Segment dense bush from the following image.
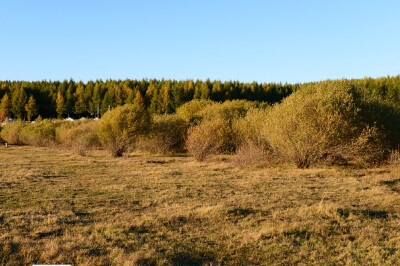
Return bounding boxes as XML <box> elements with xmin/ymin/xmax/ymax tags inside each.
<box><xmin>185</xmin><ymin>100</ymin><xmax>266</xmax><ymax>160</ymax></box>
<box><xmin>57</xmin><ymin>120</ymin><xmax>100</xmax><ymax>155</ymax></box>
<box><xmin>147</xmin><ymin>114</ymin><xmax>187</xmax><ymax>154</ymax></box>
<box><xmin>0</xmin><ymin>120</ymin><xmax>26</xmax><ymax>145</ymax></box>
<box><xmin>232</xmin><ymin>108</ymin><xmax>271</xmax><ymax>165</ymax></box>
<box><xmin>233</xmin><ymin>108</ymin><xmax>270</xmax><ymax>151</ymax></box>
<box><xmin>20</xmin><ymin>119</ymin><xmax>66</xmax><ymax>146</ymax></box>
<box><xmin>263</xmin><ymin>81</ymin><xmax>390</xmax><ymax>168</ymax></box>
<box><xmin>176</xmin><ymin>100</ymin><xmax>215</xmax><ymax>124</ymax></box>
<box><xmin>199</xmin><ymin>100</ymin><xmax>259</xmax><ymax>122</ymax></box>
<box><xmin>97</xmin><ymin>104</ymin><xmax>151</xmax><ymax>157</ymax></box>
<box><xmin>186</xmin><ymin>118</ymin><xmax>227</xmax><ymax>161</ymax></box>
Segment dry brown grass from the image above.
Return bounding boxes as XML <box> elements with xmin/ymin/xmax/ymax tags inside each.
<box><xmin>1</xmin><ymin>146</ymin><xmax>400</xmax><ymax>264</ymax></box>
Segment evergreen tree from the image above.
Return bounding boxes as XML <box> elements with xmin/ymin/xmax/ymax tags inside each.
<box><xmin>56</xmin><ymin>91</ymin><xmax>66</xmax><ymax>118</ymax></box>
<box><xmin>11</xmin><ymin>87</ymin><xmax>28</xmax><ymax>119</ymax></box>
<box><xmin>200</xmin><ymin>82</ymin><xmax>210</xmax><ymax>99</ymax></box>
<box><xmin>74</xmin><ymin>94</ymin><xmax>86</xmax><ymax>115</ymax></box>
<box><xmin>0</xmin><ymin>93</ymin><xmax>11</xmax><ymax>118</ymax></box>
<box><xmin>91</xmin><ymin>83</ymin><xmax>101</xmax><ymax>114</ymax></box>
<box><xmin>149</xmin><ymin>88</ymin><xmax>160</xmax><ymax>113</ymax></box>
<box><xmin>25</xmin><ymin>95</ymin><xmax>38</xmax><ymax>121</ymax></box>
<box><xmin>125</xmin><ymin>90</ymin><xmax>135</xmax><ymax>104</ymax></box>
<box><xmin>133</xmin><ymin>91</ymin><xmax>145</xmax><ymax>109</ymax></box>
<box><xmin>101</xmin><ymin>89</ymin><xmax>114</xmax><ymax>114</ymax></box>
<box><xmin>74</xmin><ymin>82</ymin><xmax>87</xmax><ymax>115</ymax></box>
<box><xmin>66</xmin><ymin>80</ymin><xmax>76</xmax><ymax>115</ymax></box>
<box><xmin>160</xmin><ymin>82</ymin><xmax>173</xmax><ymax>113</ymax></box>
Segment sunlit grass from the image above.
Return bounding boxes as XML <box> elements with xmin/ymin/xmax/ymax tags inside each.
<box><xmin>1</xmin><ymin>146</ymin><xmax>400</xmax><ymax>264</ymax></box>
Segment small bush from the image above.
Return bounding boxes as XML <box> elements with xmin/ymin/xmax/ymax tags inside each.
<box><xmin>97</xmin><ymin>104</ymin><xmax>151</xmax><ymax>157</ymax></box>
<box><xmin>147</xmin><ymin>114</ymin><xmax>187</xmax><ymax>154</ymax></box>
<box><xmin>199</xmin><ymin>100</ymin><xmax>258</xmax><ymax>123</ymax></box>
<box><xmin>233</xmin><ymin>108</ymin><xmax>270</xmax><ymax>152</ymax></box>
<box><xmin>232</xmin><ymin>108</ymin><xmax>271</xmax><ymax>165</ymax></box>
<box><xmin>176</xmin><ymin>100</ymin><xmax>215</xmax><ymax>124</ymax></box>
<box><xmin>20</xmin><ymin>119</ymin><xmax>65</xmax><ymax>147</ymax></box>
<box><xmin>0</xmin><ymin>120</ymin><xmax>27</xmax><ymax>145</ymax></box>
<box><xmin>186</xmin><ymin>118</ymin><xmax>228</xmax><ymax>161</ymax></box>
<box><xmin>234</xmin><ymin>142</ymin><xmax>267</xmax><ymax>166</ymax></box>
<box><xmin>57</xmin><ymin>120</ymin><xmax>100</xmax><ymax>155</ymax></box>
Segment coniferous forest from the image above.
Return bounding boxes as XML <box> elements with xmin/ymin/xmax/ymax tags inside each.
<box><xmin>0</xmin><ymin>79</ymin><xmax>295</xmax><ymax>119</ymax></box>
<box><xmin>1</xmin><ymin>76</ymin><xmax>400</xmax><ymax>120</ymax></box>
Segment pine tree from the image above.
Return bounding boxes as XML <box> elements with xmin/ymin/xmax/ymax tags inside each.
<box><xmin>200</xmin><ymin>82</ymin><xmax>210</xmax><ymax>99</ymax></box>
<box><xmin>133</xmin><ymin>91</ymin><xmax>145</xmax><ymax>109</ymax></box>
<box><xmin>160</xmin><ymin>82</ymin><xmax>173</xmax><ymax>113</ymax></box>
<box><xmin>56</xmin><ymin>91</ymin><xmax>66</xmax><ymax>118</ymax></box>
<box><xmin>11</xmin><ymin>87</ymin><xmax>28</xmax><ymax>119</ymax></box>
<box><xmin>0</xmin><ymin>93</ymin><xmax>11</xmax><ymax>118</ymax></box>
<box><xmin>91</xmin><ymin>83</ymin><xmax>102</xmax><ymax>114</ymax></box>
<box><xmin>74</xmin><ymin>83</ymin><xmax>87</xmax><ymax>115</ymax></box>
<box><xmin>25</xmin><ymin>95</ymin><xmax>38</xmax><ymax>121</ymax></box>
<box><xmin>125</xmin><ymin>90</ymin><xmax>135</xmax><ymax>104</ymax></box>
<box><xmin>66</xmin><ymin>80</ymin><xmax>76</xmax><ymax>115</ymax></box>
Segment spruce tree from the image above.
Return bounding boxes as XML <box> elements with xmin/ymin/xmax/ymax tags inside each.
<box><xmin>11</xmin><ymin>87</ymin><xmax>28</xmax><ymax>119</ymax></box>
<box><xmin>133</xmin><ymin>91</ymin><xmax>145</xmax><ymax>109</ymax></box>
<box><xmin>0</xmin><ymin>93</ymin><xmax>11</xmax><ymax>118</ymax></box>
<box><xmin>56</xmin><ymin>91</ymin><xmax>66</xmax><ymax>118</ymax></box>
<box><xmin>25</xmin><ymin>95</ymin><xmax>38</xmax><ymax>121</ymax></box>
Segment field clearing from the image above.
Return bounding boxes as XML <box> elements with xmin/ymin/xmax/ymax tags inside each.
<box><xmin>1</xmin><ymin>146</ymin><xmax>400</xmax><ymax>264</ymax></box>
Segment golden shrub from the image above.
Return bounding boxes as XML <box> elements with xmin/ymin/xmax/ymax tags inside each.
<box><xmin>147</xmin><ymin>114</ymin><xmax>187</xmax><ymax>154</ymax></box>
<box><xmin>263</xmin><ymin>80</ymin><xmax>388</xmax><ymax>168</ymax></box>
<box><xmin>97</xmin><ymin>104</ymin><xmax>151</xmax><ymax>157</ymax></box>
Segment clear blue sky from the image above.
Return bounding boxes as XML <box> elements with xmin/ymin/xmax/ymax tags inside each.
<box><xmin>1</xmin><ymin>0</ymin><xmax>399</xmax><ymax>84</ymax></box>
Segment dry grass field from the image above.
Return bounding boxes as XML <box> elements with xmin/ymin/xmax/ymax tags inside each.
<box><xmin>1</xmin><ymin>146</ymin><xmax>400</xmax><ymax>265</ymax></box>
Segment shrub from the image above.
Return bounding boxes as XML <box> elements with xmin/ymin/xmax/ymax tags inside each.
<box><xmin>0</xmin><ymin>120</ymin><xmax>27</xmax><ymax>145</ymax></box>
<box><xmin>232</xmin><ymin>108</ymin><xmax>271</xmax><ymax>165</ymax></box>
<box><xmin>186</xmin><ymin>118</ymin><xmax>228</xmax><ymax>161</ymax></box>
<box><xmin>147</xmin><ymin>114</ymin><xmax>187</xmax><ymax>154</ymax></box>
<box><xmin>57</xmin><ymin>120</ymin><xmax>100</xmax><ymax>155</ymax></box>
<box><xmin>176</xmin><ymin>100</ymin><xmax>215</xmax><ymax>124</ymax></box>
<box><xmin>199</xmin><ymin>100</ymin><xmax>258</xmax><ymax>122</ymax></box>
<box><xmin>97</xmin><ymin>104</ymin><xmax>151</xmax><ymax>157</ymax></box>
<box><xmin>263</xmin><ymin>80</ymin><xmax>389</xmax><ymax>168</ymax></box>
<box><xmin>234</xmin><ymin>142</ymin><xmax>267</xmax><ymax>166</ymax></box>
<box><xmin>20</xmin><ymin>119</ymin><xmax>65</xmax><ymax>146</ymax></box>
<box><xmin>232</xmin><ymin>108</ymin><xmax>270</xmax><ymax>151</ymax></box>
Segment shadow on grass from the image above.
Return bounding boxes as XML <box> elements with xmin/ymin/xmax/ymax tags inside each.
<box><xmin>337</xmin><ymin>208</ymin><xmax>388</xmax><ymax>219</ymax></box>
<box><xmin>380</xmin><ymin>178</ymin><xmax>400</xmax><ymax>193</ymax></box>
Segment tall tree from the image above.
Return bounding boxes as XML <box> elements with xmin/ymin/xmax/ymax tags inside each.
<box><xmin>125</xmin><ymin>90</ymin><xmax>135</xmax><ymax>104</ymax></box>
<box><xmin>0</xmin><ymin>93</ymin><xmax>11</xmax><ymax>118</ymax></box>
<box><xmin>200</xmin><ymin>82</ymin><xmax>210</xmax><ymax>99</ymax></box>
<box><xmin>66</xmin><ymin>80</ymin><xmax>76</xmax><ymax>115</ymax></box>
<box><xmin>133</xmin><ymin>91</ymin><xmax>145</xmax><ymax>109</ymax></box>
<box><xmin>25</xmin><ymin>95</ymin><xmax>38</xmax><ymax>121</ymax></box>
<box><xmin>11</xmin><ymin>87</ymin><xmax>28</xmax><ymax>119</ymax></box>
<box><xmin>90</xmin><ymin>83</ymin><xmax>102</xmax><ymax>115</ymax></box>
<box><xmin>56</xmin><ymin>91</ymin><xmax>66</xmax><ymax>118</ymax></box>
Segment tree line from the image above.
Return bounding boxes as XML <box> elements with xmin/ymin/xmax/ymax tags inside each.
<box><xmin>0</xmin><ymin>79</ymin><xmax>295</xmax><ymax>120</ymax></box>
<box><xmin>1</xmin><ymin>76</ymin><xmax>400</xmax><ymax>120</ymax></box>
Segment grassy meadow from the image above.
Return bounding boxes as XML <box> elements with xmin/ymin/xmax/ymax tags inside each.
<box><xmin>1</xmin><ymin>145</ymin><xmax>400</xmax><ymax>265</ymax></box>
